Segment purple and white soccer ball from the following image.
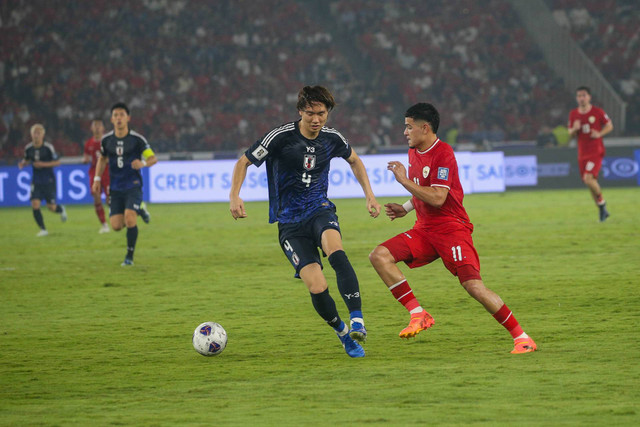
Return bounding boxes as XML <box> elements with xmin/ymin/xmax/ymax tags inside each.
<box><xmin>192</xmin><ymin>322</ymin><xmax>227</xmax><ymax>356</ymax></box>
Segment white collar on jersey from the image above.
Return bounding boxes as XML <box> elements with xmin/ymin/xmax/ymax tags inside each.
<box><xmin>416</xmin><ymin>138</ymin><xmax>440</xmax><ymax>155</ymax></box>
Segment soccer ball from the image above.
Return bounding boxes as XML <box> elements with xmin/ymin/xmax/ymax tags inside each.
<box><xmin>192</xmin><ymin>322</ymin><xmax>227</xmax><ymax>356</ymax></box>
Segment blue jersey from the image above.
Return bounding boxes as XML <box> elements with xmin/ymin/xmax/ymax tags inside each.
<box><xmin>101</xmin><ymin>130</ymin><xmax>151</xmax><ymax>191</ymax></box>
<box><xmin>24</xmin><ymin>141</ymin><xmax>58</xmax><ymax>185</ymax></box>
<box><xmin>245</xmin><ymin>120</ymin><xmax>352</xmax><ymax>224</ymax></box>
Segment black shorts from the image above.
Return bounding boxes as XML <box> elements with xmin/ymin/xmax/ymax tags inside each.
<box><xmin>278</xmin><ymin>208</ymin><xmax>341</xmax><ymax>278</ymax></box>
<box><xmin>109</xmin><ymin>187</ymin><xmax>142</xmax><ymax>216</ymax></box>
<box><xmin>30</xmin><ymin>183</ymin><xmax>56</xmax><ymax>204</ymax></box>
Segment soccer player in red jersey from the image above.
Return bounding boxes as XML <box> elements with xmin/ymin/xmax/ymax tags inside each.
<box><xmin>83</xmin><ymin>119</ymin><xmax>110</xmax><ymax>233</ymax></box>
<box><xmin>568</xmin><ymin>86</ymin><xmax>613</xmax><ymax>222</ymax></box>
<box><xmin>369</xmin><ymin>103</ymin><xmax>536</xmax><ymax>354</ymax></box>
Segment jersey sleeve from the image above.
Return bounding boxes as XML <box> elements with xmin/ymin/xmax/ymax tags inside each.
<box><xmin>430</xmin><ymin>148</ymin><xmax>456</xmax><ymax>190</ymax></box>
<box><xmin>46</xmin><ymin>143</ymin><xmax>59</xmax><ymax>161</ymax></box>
<box><xmin>600</xmin><ymin>108</ymin><xmax>611</xmax><ymax>126</ymax></box>
<box><xmin>244</xmin><ymin>124</ymin><xmax>291</xmax><ymax>167</ymax></box>
<box><xmin>133</xmin><ymin>133</ymin><xmax>152</xmax><ymax>156</ymax></box>
<box><xmin>568</xmin><ymin>110</ymin><xmax>576</xmax><ymax>128</ymax></box>
<box><xmin>330</xmin><ymin>131</ymin><xmax>352</xmax><ymax>159</ymax></box>
<box><xmin>100</xmin><ymin>137</ymin><xmax>107</xmax><ymax>156</ymax></box>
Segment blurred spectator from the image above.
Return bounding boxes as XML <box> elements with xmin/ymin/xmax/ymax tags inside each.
<box><xmin>536</xmin><ymin>126</ymin><xmax>559</xmax><ymax>148</ymax></box>
<box><xmin>553</xmin><ymin>124</ymin><xmax>571</xmax><ymax>147</ymax></box>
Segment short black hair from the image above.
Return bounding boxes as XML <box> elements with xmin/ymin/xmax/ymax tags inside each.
<box><xmin>576</xmin><ymin>86</ymin><xmax>591</xmax><ymax>95</ymax></box>
<box><xmin>297</xmin><ymin>86</ymin><xmax>336</xmax><ymax>112</ymax></box>
<box><xmin>111</xmin><ymin>102</ymin><xmax>130</xmax><ymax>115</ymax></box>
<box><xmin>405</xmin><ymin>103</ymin><xmax>440</xmax><ymax>133</ymax></box>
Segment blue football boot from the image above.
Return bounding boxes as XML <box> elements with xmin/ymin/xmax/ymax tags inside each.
<box><xmin>349</xmin><ymin>321</ymin><xmax>367</xmax><ymax>344</ymax></box>
<box><xmin>338</xmin><ymin>333</ymin><xmax>365</xmax><ymax>358</ymax></box>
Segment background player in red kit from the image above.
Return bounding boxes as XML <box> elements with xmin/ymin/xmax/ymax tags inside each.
<box><xmin>83</xmin><ymin>118</ymin><xmax>110</xmax><ymax>233</ymax></box>
<box><xmin>369</xmin><ymin>103</ymin><xmax>536</xmax><ymax>354</ymax></box>
<box><xmin>568</xmin><ymin>86</ymin><xmax>613</xmax><ymax>222</ymax></box>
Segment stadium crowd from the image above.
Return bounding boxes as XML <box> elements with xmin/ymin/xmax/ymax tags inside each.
<box><xmin>0</xmin><ymin>0</ymin><xmax>637</xmax><ymax>162</ymax></box>
<box><xmin>548</xmin><ymin>0</ymin><xmax>640</xmax><ymax>134</ymax></box>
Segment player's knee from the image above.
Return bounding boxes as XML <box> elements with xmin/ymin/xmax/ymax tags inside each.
<box><xmin>369</xmin><ymin>245</ymin><xmax>392</xmax><ymax>267</ymax></box>
<box><xmin>124</xmin><ymin>212</ymin><xmax>137</xmax><ymax>228</ymax></box>
<box><xmin>110</xmin><ymin>218</ymin><xmax>124</xmax><ymax>231</ymax></box>
<box><xmin>308</xmin><ymin>282</ymin><xmax>328</xmax><ymax>294</ymax></box>
<box><xmin>299</xmin><ymin>264</ymin><xmax>327</xmax><ymax>293</ymax></box>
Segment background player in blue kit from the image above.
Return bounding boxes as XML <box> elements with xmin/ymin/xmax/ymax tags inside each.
<box><xmin>93</xmin><ymin>103</ymin><xmax>156</xmax><ymax>266</ymax></box>
<box><xmin>19</xmin><ymin>123</ymin><xmax>67</xmax><ymax>236</ymax></box>
<box><xmin>229</xmin><ymin>86</ymin><xmax>381</xmax><ymax>358</ymax></box>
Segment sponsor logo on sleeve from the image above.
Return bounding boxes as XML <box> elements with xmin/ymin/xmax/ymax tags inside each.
<box><xmin>437</xmin><ymin>167</ymin><xmax>449</xmax><ymax>180</ymax></box>
<box><xmin>252</xmin><ymin>146</ymin><xmax>269</xmax><ymax>160</ymax></box>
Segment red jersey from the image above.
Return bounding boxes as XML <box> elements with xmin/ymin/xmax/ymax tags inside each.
<box><xmin>408</xmin><ymin>138</ymin><xmax>472</xmax><ymax>232</ymax></box>
<box><xmin>84</xmin><ymin>136</ymin><xmax>109</xmax><ymax>179</ymax></box>
<box><xmin>568</xmin><ymin>106</ymin><xmax>610</xmax><ymax>159</ymax></box>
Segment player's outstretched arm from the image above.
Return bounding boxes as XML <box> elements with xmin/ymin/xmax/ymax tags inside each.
<box><xmin>131</xmin><ymin>155</ymin><xmax>157</xmax><ymax>170</ymax></box>
<box><xmin>384</xmin><ymin>203</ymin><xmax>408</xmax><ymax>221</ymax></box>
<box><xmin>92</xmin><ymin>155</ymin><xmax>107</xmax><ymax>195</ymax></box>
<box><xmin>33</xmin><ymin>159</ymin><xmax>61</xmax><ymax>168</ymax></box>
<box><xmin>346</xmin><ymin>151</ymin><xmax>380</xmax><ymax>217</ymax></box>
<box><xmin>568</xmin><ymin>120</ymin><xmax>580</xmax><ymax>138</ymax></box>
<box><xmin>592</xmin><ymin>121</ymin><xmax>613</xmax><ymax>139</ymax></box>
<box><xmin>229</xmin><ymin>154</ymin><xmax>251</xmax><ymax>220</ymax></box>
<box><xmin>387</xmin><ymin>161</ymin><xmax>448</xmax><ymax>208</ymax></box>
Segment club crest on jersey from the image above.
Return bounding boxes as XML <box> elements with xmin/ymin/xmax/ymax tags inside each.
<box><xmin>422</xmin><ymin>166</ymin><xmax>430</xmax><ymax>178</ymax></box>
<box><xmin>588</xmin><ymin>116</ymin><xmax>596</xmax><ymax>124</ymax></box>
<box><xmin>303</xmin><ymin>154</ymin><xmax>316</xmax><ymax>171</ymax></box>
<box><xmin>437</xmin><ymin>167</ymin><xmax>449</xmax><ymax>180</ymax></box>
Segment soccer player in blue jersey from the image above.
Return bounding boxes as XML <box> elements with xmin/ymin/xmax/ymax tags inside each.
<box><xmin>229</xmin><ymin>86</ymin><xmax>381</xmax><ymax>358</ymax></box>
<box><xmin>93</xmin><ymin>103</ymin><xmax>156</xmax><ymax>266</ymax></box>
<box><xmin>19</xmin><ymin>123</ymin><xmax>67</xmax><ymax>236</ymax></box>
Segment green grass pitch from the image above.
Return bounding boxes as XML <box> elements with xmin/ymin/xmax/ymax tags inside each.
<box><xmin>1</xmin><ymin>188</ymin><xmax>639</xmax><ymax>426</ymax></box>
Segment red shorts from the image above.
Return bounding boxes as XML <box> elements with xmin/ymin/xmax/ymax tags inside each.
<box><xmin>579</xmin><ymin>156</ymin><xmax>603</xmax><ymax>178</ymax></box>
<box><xmin>90</xmin><ymin>172</ymin><xmax>110</xmax><ymax>197</ymax></box>
<box><xmin>381</xmin><ymin>226</ymin><xmax>481</xmax><ymax>282</ymax></box>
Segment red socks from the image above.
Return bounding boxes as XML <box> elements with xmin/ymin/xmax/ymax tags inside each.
<box><xmin>389</xmin><ymin>280</ymin><xmax>420</xmax><ymax>312</ymax></box>
<box><xmin>95</xmin><ymin>203</ymin><xmax>106</xmax><ymax>224</ymax></box>
<box><xmin>492</xmin><ymin>304</ymin><xmax>524</xmax><ymax>338</ymax></box>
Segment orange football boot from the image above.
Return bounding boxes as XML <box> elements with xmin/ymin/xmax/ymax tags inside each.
<box><xmin>399</xmin><ymin>311</ymin><xmax>435</xmax><ymax>339</ymax></box>
<box><xmin>511</xmin><ymin>337</ymin><xmax>537</xmax><ymax>354</ymax></box>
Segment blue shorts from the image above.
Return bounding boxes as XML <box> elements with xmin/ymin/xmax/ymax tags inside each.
<box><xmin>277</xmin><ymin>208</ymin><xmax>341</xmax><ymax>278</ymax></box>
<box><xmin>109</xmin><ymin>187</ymin><xmax>142</xmax><ymax>216</ymax></box>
